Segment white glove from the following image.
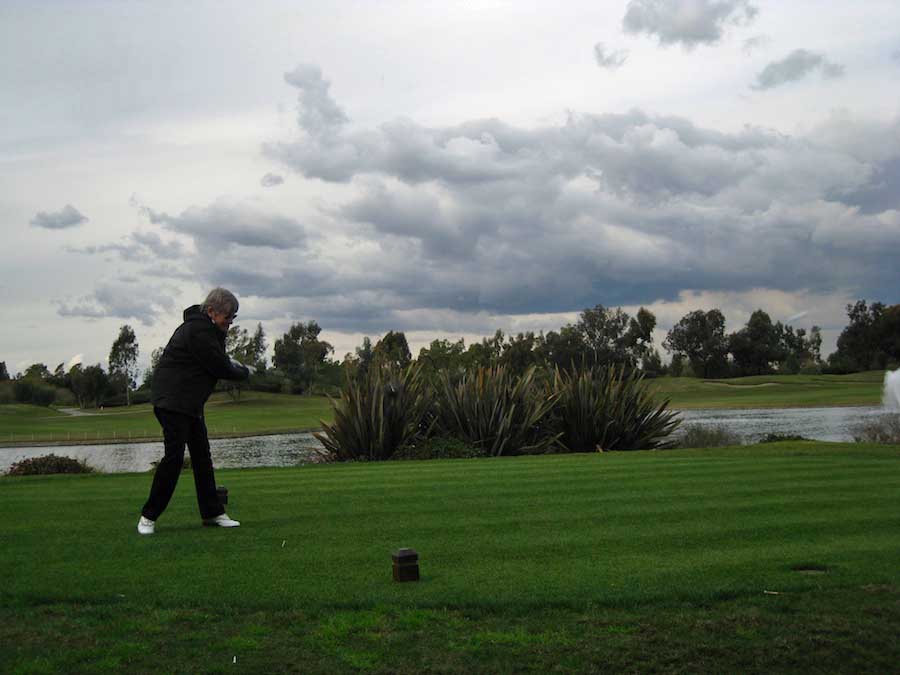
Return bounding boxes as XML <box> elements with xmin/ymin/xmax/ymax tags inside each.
<box><xmin>229</xmin><ymin>357</ymin><xmax>256</xmax><ymax>374</ymax></box>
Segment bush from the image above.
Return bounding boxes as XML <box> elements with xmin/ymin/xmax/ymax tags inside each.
<box><xmin>394</xmin><ymin>436</ymin><xmax>485</xmax><ymax>461</ymax></box>
<box><xmin>10</xmin><ymin>380</ymin><xmax>57</xmax><ymax>406</ymax></box>
<box><xmin>13</xmin><ymin>380</ymin><xmax>34</xmax><ymax>403</ymax></box>
<box><xmin>30</xmin><ymin>384</ymin><xmax>57</xmax><ymax>407</ymax></box>
<box><xmin>6</xmin><ymin>454</ymin><xmax>95</xmax><ymax>476</ymax></box>
<box><xmin>758</xmin><ymin>433</ymin><xmax>810</xmax><ymax>443</ymax></box>
<box><xmin>852</xmin><ymin>415</ymin><xmax>900</xmax><ymax>445</ymax></box>
<box><xmin>677</xmin><ymin>424</ymin><xmax>742</xmax><ymax>449</ymax></box>
<box><xmin>435</xmin><ymin>366</ymin><xmax>559</xmax><ymax>457</ymax></box>
<box><xmin>314</xmin><ymin>363</ymin><xmax>434</xmax><ymax>461</ymax></box>
<box><xmin>550</xmin><ymin>365</ymin><xmax>681</xmax><ymax>452</ymax></box>
<box><xmin>306</xmin><ymin>383</ymin><xmax>342</xmax><ymax>398</ymax></box>
<box><xmin>52</xmin><ymin>387</ymin><xmax>77</xmax><ymax>406</ymax></box>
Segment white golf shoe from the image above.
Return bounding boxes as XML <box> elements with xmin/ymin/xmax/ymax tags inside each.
<box><xmin>137</xmin><ymin>516</ymin><xmax>156</xmax><ymax>535</ymax></box>
<box><xmin>203</xmin><ymin>513</ymin><xmax>240</xmax><ymax>528</ymax></box>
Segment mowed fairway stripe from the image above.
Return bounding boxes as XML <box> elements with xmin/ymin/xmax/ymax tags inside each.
<box><xmin>1</xmin><ymin>443</ymin><xmax>897</xmax><ymax>612</ymax></box>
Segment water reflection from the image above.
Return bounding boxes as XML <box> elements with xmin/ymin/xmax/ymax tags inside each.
<box><xmin>1</xmin><ymin>406</ymin><xmax>893</xmax><ymax>474</ymax></box>
<box><xmin>674</xmin><ymin>405</ymin><xmax>886</xmax><ymax>443</ymax></box>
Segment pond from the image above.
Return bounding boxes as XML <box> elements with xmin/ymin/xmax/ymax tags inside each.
<box><xmin>0</xmin><ymin>432</ymin><xmax>325</xmax><ymax>474</ymax></box>
<box><xmin>0</xmin><ymin>405</ymin><xmax>893</xmax><ymax>474</ymax></box>
<box><xmin>675</xmin><ymin>405</ymin><xmax>887</xmax><ymax>443</ymax></box>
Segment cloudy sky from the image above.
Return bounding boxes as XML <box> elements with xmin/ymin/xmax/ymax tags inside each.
<box><xmin>3</xmin><ymin>0</ymin><xmax>899</xmax><ymax>376</ymax></box>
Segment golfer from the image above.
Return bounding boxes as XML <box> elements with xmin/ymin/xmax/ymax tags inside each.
<box><xmin>137</xmin><ymin>288</ymin><xmax>251</xmax><ymax>535</ymax></box>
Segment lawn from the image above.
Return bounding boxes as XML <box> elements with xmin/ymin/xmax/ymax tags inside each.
<box><xmin>0</xmin><ymin>392</ymin><xmax>332</xmax><ymax>445</ymax></box>
<box><xmin>649</xmin><ymin>371</ymin><xmax>885</xmax><ymax>409</ymax></box>
<box><xmin>1</xmin><ymin>442</ymin><xmax>898</xmax><ymax>672</ymax></box>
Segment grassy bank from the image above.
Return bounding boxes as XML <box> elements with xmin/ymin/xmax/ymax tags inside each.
<box><xmin>0</xmin><ymin>372</ymin><xmax>887</xmax><ymax>446</ymax></box>
<box><xmin>1</xmin><ymin>443</ymin><xmax>898</xmax><ymax>672</ymax></box>
<box><xmin>650</xmin><ymin>371</ymin><xmax>885</xmax><ymax>409</ymax></box>
<box><xmin>0</xmin><ymin>392</ymin><xmax>332</xmax><ymax>446</ymax></box>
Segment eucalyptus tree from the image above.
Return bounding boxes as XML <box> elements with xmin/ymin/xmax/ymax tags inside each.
<box><xmin>108</xmin><ymin>325</ymin><xmax>140</xmax><ymax>405</ymax></box>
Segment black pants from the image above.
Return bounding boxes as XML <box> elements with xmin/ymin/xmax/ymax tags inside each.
<box><xmin>142</xmin><ymin>407</ymin><xmax>225</xmax><ymax>521</ymax></box>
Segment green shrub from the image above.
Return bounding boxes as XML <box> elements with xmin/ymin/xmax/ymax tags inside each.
<box><xmin>394</xmin><ymin>436</ymin><xmax>485</xmax><ymax>461</ymax></box>
<box><xmin>314</xmin><ymin>363</ymin><xmax>433</xmax><ymax>461</ymax></box>
<box><xmin>758</xmin><ymin>433</ymin><xmax>809</xmax><ymax>443</ymax></box>
<box><xmin>550</xmin><ymin>365</ymin><xmax>680</xmax><ymax>452</ymax></box>
<box><xmin>6</xmin><ymin>454</ymin><xmax>95</xmax><ymax>476</ymax></box>
<box><xmin>52</xmin><ymin>387</ymin><xmax>77</xmax><ymax>406</ymax></box>
<box><xmin>852</xmin><ymin>415</ymin><xmax>900</xmax><ymax>445</ymax></box>
<box><xmin>435</xmin><ymin>366</ymin><xmax>559</xmax><ymax>456</ymax></box>
<box><xmin>677</xmin><ymin>424</ymin><xmax>742</xmax><ymax>448</ymax></box>
<box><xmin>30</xmin><ymin>384</ymin><xmax>57</xmax><ymax>407</ymax></box>
<box><xmin>13</xmin><ymin>380</ymin><xmax>34</xmax><ymax>403</ymax></box>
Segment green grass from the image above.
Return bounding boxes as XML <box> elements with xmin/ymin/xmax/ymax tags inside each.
<box><xmin>0</xmin><ymin>392</ymin><xmax>332</xmax><ymax>445</ymax></box>
<box><xmin>1</xmin><ymin>443</ymin><xmax>898</xmax><ymax>672</ymax></box>
<box><xmin>650</xmin><ymin>371</ymin><xmax>885</xmax><ymax>409</ymax></box>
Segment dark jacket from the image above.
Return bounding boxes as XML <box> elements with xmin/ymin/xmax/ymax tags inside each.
<box><xmin>152</xmin><ymin>305</ymin><xmax>249</xmax><ymax>417</ymax></box>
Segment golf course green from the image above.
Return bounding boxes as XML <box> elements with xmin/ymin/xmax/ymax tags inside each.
<box><xmin>1</xmin><ymin>442</ymin><xmax>898</xmax><ymax>672</ymax></box>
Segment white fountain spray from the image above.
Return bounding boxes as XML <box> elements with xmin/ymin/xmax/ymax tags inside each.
<box><xmin>883</xmin><ymin>369</ymin><xmax>900</xmax><ymax>411</ymax></box>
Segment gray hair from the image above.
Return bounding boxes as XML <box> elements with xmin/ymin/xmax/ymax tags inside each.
<box><xmin>201</xmin><ymin>287</ymin><xmax>239</xmax><ymax>316</ymax></box>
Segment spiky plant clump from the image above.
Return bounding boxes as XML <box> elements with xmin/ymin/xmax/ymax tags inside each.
<box><xmin>436</xmin><ymin>365</ymin><xmax>560</xmax><ymax>456</ymax></box>
<box><xmin>551</xmin><ymin>365</ymin><xmax>681</xmax><ymax>452</ymax></box>
<box><xmin>314</xmin><ymin>363</ymin><xmax>434</xmax><ymax>461</ymax></box>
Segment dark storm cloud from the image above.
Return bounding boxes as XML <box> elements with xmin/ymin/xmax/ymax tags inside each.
<box><xmin>752</xmin><ymin>50</ymin><xmax>845</xmax><ymax>90</ymax></box>
<box><xmin>138</xmin><ymin>199</ymin><xmax>307</xmax><ymax>250</ymax></box>
<box><xmin>255</xmin><ymin>67</ymin><xmax>900</xmax><ymax>334</ymax></box>
<box><xmin>56</xmin><ymin>280</ymin><xmax>177</xmax><ymax>325</ymax></box>
<box><xmin>30</xmin><ymin>204</ymin><xmax>88</xmax><ymax>229</ymax></box>
<box><xmin>622</xmin><ymin>0</ymin><xmax>758</xmax><ymax>49</ymax></box>
<box><xmin>829</xmin><ymin>158</ymin><xmax>900</xmax><ymax>214</ymax></box>
<box><xmin>260</xmin><ymin>173</ymin><xmax>284</xmax><ymax>187</ymax></box>
<box><xmin>593</xmin><ymin>43</ymin><xmax>629</xmax><ymax>69</ymax></box>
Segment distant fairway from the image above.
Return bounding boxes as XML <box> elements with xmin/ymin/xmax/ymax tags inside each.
<box><xmin>1</xmin><ymin>442</ymin><xmax>898</xmax><ymax>672</ymax></box>
<box><xmin>0</xmin><ymin>392</ymin><xmax>332</xmax><ymax>445</ymax></box>
<box><xmin>650</xmin><ymin>371</ymin><xmax>885</xmax><ymax>409</ymax></box>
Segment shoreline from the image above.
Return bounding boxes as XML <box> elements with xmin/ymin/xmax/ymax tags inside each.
<box><xmin>0</xmin><ymin>427</ymin><xmax>322</xmax><ymax>449</ymax></box>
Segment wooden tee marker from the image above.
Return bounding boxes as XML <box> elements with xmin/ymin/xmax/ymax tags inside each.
<box><xmin>392</xmin><ymin>548</ymin><xmax>420</xmax><ymax>582</ymax></box>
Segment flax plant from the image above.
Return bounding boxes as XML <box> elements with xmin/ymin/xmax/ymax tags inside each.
<box><xmin>436</xmin><ymin>365</ymin><xmax>560</xmax><ymax>456</ymax></box>
<box><xmin>551</xmin><ymin>365</ymin><xmax>681</xmax><ymax>452</ymax></box>
<box><xmin>315</xmin><ymin>363</ymin><xmax>434</xmax><ymax>461</ymax></box>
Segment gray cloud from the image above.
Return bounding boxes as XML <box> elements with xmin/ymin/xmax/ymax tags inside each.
<box><xmin>623</xmin><ymin>0</ymin><xmax>758</xmax><ymax>48</ymax></box>
<box><xmin>593</xmin><ymin>43</ymin><xmax>629</xmax><ymax>69</ymax></box>
<box><xmin>752</xmin><ymin>49</ymin><xmax>845</xmax><ymax>90</ymax></box>
<box><xmin>30</xmin><ymin>204</ymin><xmax>88</xmax><ymax>229</ymax></box>
<box><xmin>138</xmin><ymin>198</ymin><xmax>307</xmax><ymax>250</ymax></box>
<box><xmin>68</xmin><ymin>230</ymin><xmax>186</xmax><ymax>262</ymax></box>
<box><xmin>256</xmin><ymin>68</ymin><xmax>900</xmax><ymax>334</ymax></box>
<box><xmin>283</xmin><ymin>64</ymin><xmax>349</xmax><ymax>137</ymax></box>
<box><xmin>260</xmin><ymin>173</ymin><xmax>284</xmax><ymax>187</ymax></box>
<box><xmin>57</xmin><ymin>279</ymin><xmax>177</xmax><ymax>325</ymax></box>
<box><xmin>742</xmin><ymin>34</ymin><xmax>769</xmax><ymax>53</ymax></box>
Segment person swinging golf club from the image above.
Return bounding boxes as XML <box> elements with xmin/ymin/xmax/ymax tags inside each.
<box><xmin>137</xmin><ymin>288</ymin><xmax>252</xmax><ymax>535</ymax></box>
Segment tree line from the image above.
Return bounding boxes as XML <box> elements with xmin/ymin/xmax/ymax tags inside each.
<box><xmin>1</xmin><ymin>299</ymin><xmax>897</xmax><ymax>408</ymax></box>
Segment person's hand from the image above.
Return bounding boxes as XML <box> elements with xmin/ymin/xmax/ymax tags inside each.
<box><xmin>229</xmin><ymin>357</ymin><xmax>255</xmax><ymax>375</ymax></box>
